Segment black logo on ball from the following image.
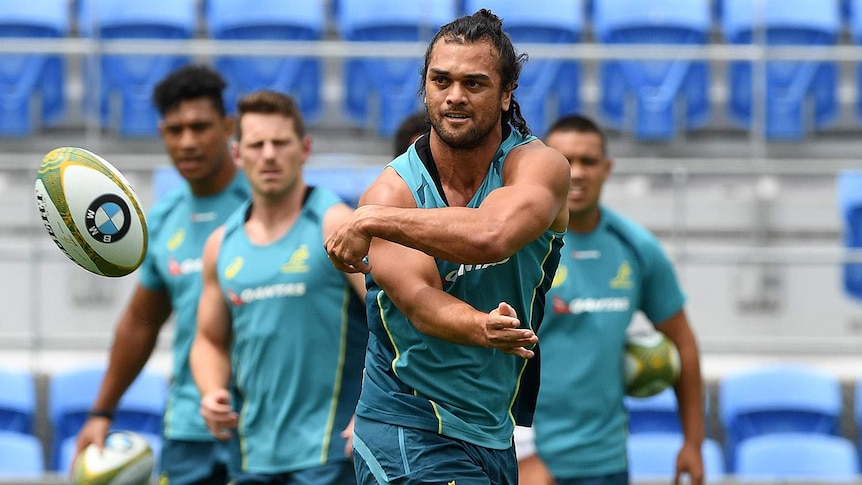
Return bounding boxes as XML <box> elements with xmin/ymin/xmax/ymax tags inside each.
<box><xmin>85</xmin><ymin>194</ymin><xmax>131</xmax><ymax>243</ymax></box>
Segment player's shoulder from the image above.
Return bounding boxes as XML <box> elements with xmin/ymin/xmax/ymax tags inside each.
<box><xmin>602</xmin><ymin>207</ymin><xmax>663</xmax><ymax>249</ymax></box>
<box><xmin>147</xmin><ymin>186</ymin><xmax>188</xmax><ymax>227</ymax></box>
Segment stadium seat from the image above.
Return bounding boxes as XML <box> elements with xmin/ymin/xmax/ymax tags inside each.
<box><xmin>625</xmin><ymin>387</ymin><xmax>681</xmax><ymax>434</ymax></box>
<box><xmin>593</xmin><ymin>0</ymin><xmax>712</xmax><ymax>141</ymax></box>
<box><xmin>48</xmin><ymin>366</ymin><xmax>168</xmax><ymax>470</ymax></box>
<box><xmin>0</xmin><ymin>367</ymin><xmax>36</xmax><ymax>435</ymax></box>
<box><xmin>721</xmin><ymin>0</ymin><xmax>841</xmax><ymax>140</ymax></box>
<box><xmin>0</xmin><ymin>431</ymin><xmax>44</xmax><ymax>478</ymax></box>
<box><xmin>837</xmin><ymin>171</ymin><xmax>862</xmax><ymax>301</ymax></box>
<box><xmin>718</xmin><ymin>363</ymin><xmax>842</xmax><ymax>472</ymax></box>
<box><xmin>856</xmin><ymin>377</ymin><xmax>862</xmax><ymax>462</ymax></box>
<box><xmin>0</xmin><ymin>1</ymin><xmax>69</xmax><ymax>137</ymax></box>
<box><xmin>462</xmin><ymin>0</ymin><xmax>584</xmax><ymax>136</ymax></box>
<box><xmin>78</xmin><ymin>0</ymin><xmax>196</xmax><ymax>137</ymax></box>
<box><xmin>627</xmin><ymin>433</ymin><xmax>726</xmax><ymax>480</ymax></box>
<box><xmin>337</xmin><ymin>0</ymin><xmax>458</xmax><ymax>137</ymax></box>
<box><xmin>206</xmin><ymin>0</ymin><xmax>326</xmax><ymax>122</ymax></box>
<box><xmin>850</xmin><ymin>0</ymin><xmax>862</xmax><ymax>131</ymax></box>
<box><xmin>735</xmin><ymin>432</ymin><xmax>859</xmax><ymax>480</ymax></box>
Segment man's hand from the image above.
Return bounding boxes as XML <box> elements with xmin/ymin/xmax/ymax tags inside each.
<box><xmin>199</xmin><ymin>388</ymin><xmax>237</xmax><ymax>440</ymax></box>
<box><xmin>324</xmin><ymin>206</ymin><xmax>373</xmax><ymax>274</ymax></box>
<box><xmin>341</xmin><ymin>415</ymin><xmax>356</xmax><ymax>457</ymax></box>
<box><xmin>72</xmin><ymin>416</ymin><xmax>112</xmax><ymax>471</ymax></box>
<box><xmin>486</xmin><ymin>302</ymin><xmax>538</xmax><ymax>359</ymax></box>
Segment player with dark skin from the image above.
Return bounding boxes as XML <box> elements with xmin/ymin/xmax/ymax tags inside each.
<box><xmin>73</xmin><ymin>65</ymin><xmax>245</xmax><ymax>484</ymax></box>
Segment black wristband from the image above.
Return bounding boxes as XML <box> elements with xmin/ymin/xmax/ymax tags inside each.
<box><xmin>88</xmin><ymin>409</ymin><xmax>115</xmax><ymax>420</ymax></box>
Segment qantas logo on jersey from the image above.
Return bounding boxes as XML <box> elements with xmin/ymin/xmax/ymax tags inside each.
<box><xmin>552</xmin><ymin>295</ymin><xmax>631</xmax><ymax>315</ymax></box>
<box><xmin>168</xmin><ymin>257</ymin><xmax>203</xmax><ymax>276</ymax></box>
<box><xmin>226</xmin><ymin>282</ymin><xmax>307</xmax><ymax>306</ymax></box>
<box><xmin>443</xmin><ymin>257</ymin><xmax>511</xmax><ymax>283</ymax></box>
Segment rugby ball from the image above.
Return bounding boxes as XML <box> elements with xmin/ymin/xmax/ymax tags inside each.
<box><xmin>35</xmin><ymin>147</ymin><xmax>147</xmax><ymax>277</ymax></box>
<box><xmin>624</xmin><ymin>331</ymin><xmax>681</xmax><ymax>398</ymax></box>
<box><xmin>73</xmin><ymin>431</ymin><xmax>154</xmax><ymax>485</ymax></box>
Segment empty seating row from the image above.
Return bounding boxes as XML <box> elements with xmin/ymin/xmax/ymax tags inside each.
<box><xmin>0</xmin><ymin>365</ymin><xmax>167</xmax><ymax>474</ymax></box>
<box><xmin>0</xmin><ymin>362</ymin><xmax>860</xmax><ymax>479</ymax></box>
<box><xmin>624</xmin><ymin>363</ymin><xmax>862</xmax><ymax>477</ymax></box>
<box><xmin>2</xmin><ymin>0</ymin><xmax>861</xmax><ymax>140</ymax></box>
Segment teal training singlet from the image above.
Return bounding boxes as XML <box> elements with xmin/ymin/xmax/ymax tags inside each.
<box><xmin>138</xmin><ymin>172</ymin><xmax>250</xmax><ymax>441</ymax></box>
<box><xmin>356</xmin><ymin>126</ymin><xmax>565</xmax><ymax>450</ymax></box>
<box><xmin>216</xmin><ymin>187</ymin><xmax>367</xmax><ymax>474</ymax></box>
<box><xmin>534</xmin><ymin>207</ymin><xmax>685</xmax><ymax>478</ymax></box>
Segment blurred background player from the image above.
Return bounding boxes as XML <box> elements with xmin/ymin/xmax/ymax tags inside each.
<box><xmin>324</xmin><ymin>10</ymin><xmax>570</xmax><ymax>485</ymax></box>
<box><xmin>190</xmin><ymin>90</ymin><xmax>367</xmax><ymax>484</ymax></box>
<box><xmin>392</xmin><ymin>111</ymin><xmax>430</xmax><ymax>157</ymax></box>
<box><xmin>73</xmin><ymin>64</ymin><xmax>250</xmax><ymax>484</ymax></box>
<box><xmin>516</xmin><ymin>114</ymin><xmax>705</xmax><ymax>485</ymax></box>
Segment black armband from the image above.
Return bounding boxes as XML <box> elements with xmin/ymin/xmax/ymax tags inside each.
<box><xmin>88</xmin><ymin>409</ymin><xmax>115</xmax><ymax>420</ymax></box>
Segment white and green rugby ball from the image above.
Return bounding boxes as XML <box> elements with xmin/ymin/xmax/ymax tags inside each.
<box><xmin>35</xmin><ymin>146</ymin><xmax>147</xmax><ymax>277</ymax></box>
<box><xmin>624</xmin><ymin>331</ymin><xmax>681</xmax><ymax>398</ymax></box>
<box><xmin>74</xmin><ymin>431</ymin><xmax>154</xmax><ymax>485</ymax></box>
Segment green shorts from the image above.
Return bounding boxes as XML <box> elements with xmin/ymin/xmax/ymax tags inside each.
<box><xmin>229</xmin><ymin>459</ymin><xmax>356</xmax><ymax>485</ymax></box>
<box><xmin>352</xmin><ymin>416</ymin><xmax>517</xmax><ymax>485</ymax></box>
<box><xmin>159</xmin><ymin>438</ymin><xmax>229</xmax><ymax>485</ymax></box>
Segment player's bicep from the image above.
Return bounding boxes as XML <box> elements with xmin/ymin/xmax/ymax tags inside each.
<box><xmin>479</xmin><ymin>146</ymin><xmax>570</xmax><ymax>243</ymax></box>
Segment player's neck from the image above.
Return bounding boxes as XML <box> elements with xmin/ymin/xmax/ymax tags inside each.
<box><xmin>188</xmin><ymin>155</ymin><xmax>237</xmax><ymax>197</ymax></box>
<box><xmin>568</xmin><ymin>208</ymin><xmax>601</xmax><ymax>234</ymax></box>
<box><xmin>246</xmin><ymin>190</ymin><xmax>303</xmax><ymax>245</ymax></box>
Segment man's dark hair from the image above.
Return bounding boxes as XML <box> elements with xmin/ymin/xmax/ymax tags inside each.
<box><xmin>393</xmin><ymin>111</ymin><xmax>430</xmax><ymax>157</ymax></box>
<box><xmin>547</xmin><ymin>114</ymin><xmax>609</xmax><ymax>157</ymax></box>
<box><xmin>152</xmin><ymin>64</ymin><xmax>227</xmax><ymax>117</ymax></box>
<box><xmin>236</xmin><ymin>90</ymin><xmax>306</xmax><ymax>141</ymax></box>
<box><xmin>420</xmin><ymin>9</ymin><xmax>530</xmax><ymax>137</ymax></box>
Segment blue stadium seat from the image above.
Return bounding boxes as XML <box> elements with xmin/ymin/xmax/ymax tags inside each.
<box><xmin>48</xmin><ymin>366</ymin><xmax>168</xmax><ymax>471</ymax></box>
<box><xmin>850</xmin><ymin>0</ymin><xmax>862</xmax><ymax>125</ymax></box>
<box><xmin>627</xmin><ymin>433</ymin><xmax>726</xmax><ymax>480</ymax></box>
<box><xmin>206</xmin><ymin>0</ymin><xmax>326</xmax><ymax>121</ymax></box>
<box><xmin>78</xmin><ymin>0</ymin><xmax>196</xmax><ymax>137</ymax></box>
<box><xmin>721</xmin><ymin>0</ymin><xmax>841</xmax><ymax>140</ymax></box>
<box><xmin>337</xmin><ymin>0</ymin><xmax>458</xmax><ymax>137</ymax></box>
<box><xmin>0</xmin><ymin>1</ymin><xmax>69</xmax><ymax>137</ymax></box>
<box><xmin>0</xmin><ymin>431</ymin><xmax>44</xmax><ymax>478</ymax></box>
<box><xmin>837</xmin><ymin>171</ymin><xmax>862</xmax><ymax>301</ymax></box>
<box><xmin>0</xmin><ymin>368</ymin><xmax>36</xmax><ymax>435</ymax></box>
<box><xmin>462</xmin><ymin>1</ymin><xmax>584</xmax><ymax>136</ymax></box>
<box><xmin>856</xmin><ymin>377</ymin><xmax>862</xmax><ymax>462</ymax></box>
<box><xmin>593</xmin><ymin>0</ymin><xmax>712</xmax><ymax>141</ymax></box>
<box><xmin>718</xmin><ymin>363</ymin><xmax>842</xmax><ymax>472</ymax></box>
<box><xmin>625</xmin><ymin>387</ymin><xmax>681</xmax><ymax>434</ymax></box>
<box><xmin>735</xmin><ymin>432</ymin><xmax>859</xmax><ymax>480</ymax></box>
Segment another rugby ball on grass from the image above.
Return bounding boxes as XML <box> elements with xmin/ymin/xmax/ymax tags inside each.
<box><xmin>73</xmin><ymin>431</ymin><xmax>154</xmax><ymax>485</ymax></box>
<box><xmin>35</xmin><ymin>147</ymin><xmax>147</xmax><ymax>277</ymax></box>
<box><xmin>624</xmin><ymin>331</ymin><xmax>681</xmax><ymax>398</ymax></box>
